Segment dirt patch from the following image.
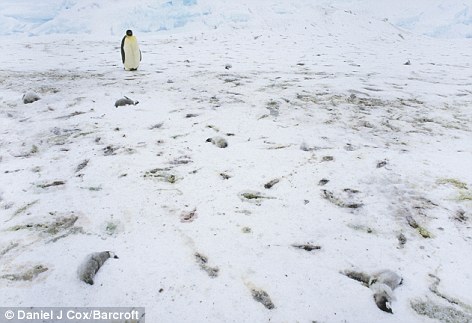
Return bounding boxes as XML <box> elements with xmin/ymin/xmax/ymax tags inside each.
<box><xmin>144</xmin><ymin>168</ymin><xmax>177</xmax><ymax>184</ymax></box>
<box><xmin>1</xmin><ymin>265</ymin><xmax>48</xmax><ymax>281</ymax></box>
<box><xmin>264</xmin><ymin>179</ymin><xmax>280</xmax><ymax>189</ymax></box>
<box><xmin>411</xmin><ymin>300</ymin><xmax>472</xmax><ymax>323</ymax></box>
<box><xmin>321</xmin><ymin>189</ymin><xmax>363</xmax><ymax>209</ymax></box>
<box><xmin>195</xmin><ymin>253</ymin><xmax>219</xmax><ymax>278</ymax></box>
<box><xmin>292</xmin><ymin>244</ymin><xmax>321</xmax><ymax>252</ymax></box>
<box><xmin>251</xmin><ymin>288</ymin><xmax>275</xmax><ymax>310</ymax></box>
<box><xmin>37</xmin><ymin>181</ymin><xmax>66</xmax><ymax>189</ymax></box>
<box><xmin>9</xmin><ymin>214</ymin><xmax>79</xmax><ymax>236</ymax></box>
<box><xmin>181</xmin><ymin>209</ymin><xmax>197</xmax><ymax>223</ymax></box>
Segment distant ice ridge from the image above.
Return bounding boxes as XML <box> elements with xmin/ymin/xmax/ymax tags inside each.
<box><xmin>0</xmin><ymin>0</ymin><xmax>213</xmax><ymax>36</ymax></box>
<box><xmin>0</xmin><ymin>0</ymin><xmax>74</xmax><ymax>34</ymax></box>
<box><xmin>322</xmin><ymin>0</ymin><xmax>472</xmax><ymax>39</ymax></box>
<box><xmin>0</xmin><ymin>0</ymin><xmax>471</xmax><ymax>38</ymax></box>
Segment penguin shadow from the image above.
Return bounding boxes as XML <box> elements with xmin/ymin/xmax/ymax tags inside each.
<box><xmin>123</xmin><ymin>70</ymin><xmax>153</xmax><ymax>80</ymax></box>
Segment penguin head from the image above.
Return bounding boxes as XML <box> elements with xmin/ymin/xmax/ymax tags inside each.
<box><xmin>106</xmin><ymin>251</ymin><xmax>119</xmax><ymax>259</ymax></box>
<box><xmin>126</xmin><ymin>30</ymin><xmax>133</xmax><ymax>36</ymax></box>
<box><xmin>374</xmin><ymin>293</ymin><xmax>393</xmax><ymax>313</ymax></box>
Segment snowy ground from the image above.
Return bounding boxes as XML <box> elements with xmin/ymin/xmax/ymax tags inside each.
<box><xmin>1</xmin><ymin>2</ymin><xmax>472</xmax><ymax>323</ymax></box>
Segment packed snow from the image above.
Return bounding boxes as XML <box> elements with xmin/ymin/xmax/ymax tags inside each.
<box><xmin>0</xmin><ymin>1</ymin><xmax>471</xmax><ymax>323</ymax></box>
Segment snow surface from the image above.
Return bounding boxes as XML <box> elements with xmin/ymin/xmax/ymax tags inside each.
<box><xmin>1</xmin><ymin>1</ymin><xmax>472</xmax><ymax>323</ymax></box>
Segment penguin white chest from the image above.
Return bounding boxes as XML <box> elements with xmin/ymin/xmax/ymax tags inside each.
<box><xmin>123</xmin><ymin>36</ymin><xmax>141</xmax><ymax>71</ymax></box>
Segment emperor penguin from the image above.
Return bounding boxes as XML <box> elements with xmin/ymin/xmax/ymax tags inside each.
<box><xmin>121</xmin><ymin>30</ymin><xmax>141</xmax><ymax>71</ymax></box>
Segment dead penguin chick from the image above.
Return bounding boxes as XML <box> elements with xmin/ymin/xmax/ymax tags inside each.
<box><xmin>369</xmin><ymin>270</ymin><xmax>403</xmax><ymax>313</ymax></box>
<box><xmin>343</xmin><ymin>269</ymin><xmax>402</xmax><ymax>313</ymax></box>
<box><xmin>206</xmin><ymin>136</ymin><xmax>228</xmax><ymax>148</ymax></box>
<box><xmin>78</xmin><ymin>251</ymin><xmax>118</xmax><ymax>285</ymax></box>
<box><xmin>22</xmin><ymin>91</ymin><xmax>41</xmax><ymax>104</ymax></box>
<box><xmin>115</xmin><ymin>96</ymin><xmax>139</xmax><ymax>108</ymax></box>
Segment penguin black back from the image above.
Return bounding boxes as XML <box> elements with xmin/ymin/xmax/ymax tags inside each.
<box><xmin>121</xmin><ymin>36</ymin><xmax>126</xmax><ymax>64</ymax></box>
<box><xmin>121</xmin><ymin>30</ymin><xmax>133</xmax><ymax>63</ymax></box>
